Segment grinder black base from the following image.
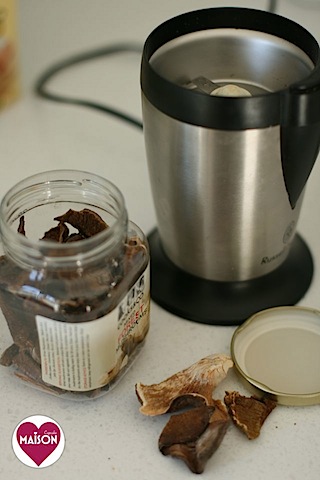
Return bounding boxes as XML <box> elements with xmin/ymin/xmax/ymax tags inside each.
<box><xmin>147</xmin><ymin>229</ymin><xmax>313</xmax><ymax>326</ymax></box>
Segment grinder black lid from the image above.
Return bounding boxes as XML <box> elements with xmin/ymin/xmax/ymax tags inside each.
<box><xmin>141</xmin><ymin>7</ymin><xmax>320</xmax><ymax>130</ymax></box>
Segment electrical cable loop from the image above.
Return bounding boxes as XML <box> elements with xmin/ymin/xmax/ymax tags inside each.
<box><xmin>34</xmin><ymin>43</ymin><xmax>144</xmax><ymax>130</ymax></box>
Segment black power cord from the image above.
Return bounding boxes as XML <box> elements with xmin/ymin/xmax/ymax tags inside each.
<box><xmin>34</xmin><ymin>3</ymin><xmax>279</xmax><ymax>129</ymax></box>
<box><xmin>35</xmin><ymin>43</ymin><xmax>144</xmax><ymax>130</ymax></box>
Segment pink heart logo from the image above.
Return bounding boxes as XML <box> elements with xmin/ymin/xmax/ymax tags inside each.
<box><xmin>16</xmin><ymin>422</ymin><xmax>61</xmax><ymax>466</ymax></box>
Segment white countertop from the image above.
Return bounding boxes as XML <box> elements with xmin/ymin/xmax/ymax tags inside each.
<box><xmin>1</xmin><ymin>0</ymin><xmax>320</xmax><ymax>478</ymax></box>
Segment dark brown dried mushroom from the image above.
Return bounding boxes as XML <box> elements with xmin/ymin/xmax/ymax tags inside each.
<box><xmin>224</xmin><ymin>391</ymin><xmax>277</xmax><ymax>440</ymax></box>
<box><xmin>136</xmin><ymin>354</ymin><xmax>233</xmax><ymax>416</ymax></box>
<box><xmin>159</xmin><ymin>400</ymin><xmax>229</xmax><ymax>474</ymax></box>
<box><xmin>17</xmin><ymin>216</ymin><xmax>26</xmax><ymax>236</ymax></box>
<box><xmin>54</xmin><ymin>208</ymin><xmax>108</xmax><ymax>238</ymax></box>
<box><xmin>65</xmin><ymin>233</ymin><xmax>87</xmax><ymax>242</ymax></box>
<box><xmin>41</xmin><ymin>222</ymin><xmax>69</xmax><ymax>242</ymax></box>
<box><xmin>0</xmin><ymin>343</ymin><xmax>19</xmax><ymax>366</ymax></box>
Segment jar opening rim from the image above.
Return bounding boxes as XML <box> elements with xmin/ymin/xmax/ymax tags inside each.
<box><xmin>0</xmin><ymin>170</ymin><xmax>128</xmax><ymax>264</ymax></box>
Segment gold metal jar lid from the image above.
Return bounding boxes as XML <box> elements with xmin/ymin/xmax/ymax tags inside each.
<box><xmin>231</xmin><ymin>306</ymin><xmax>320</xmax><ymax>406</ymax></box>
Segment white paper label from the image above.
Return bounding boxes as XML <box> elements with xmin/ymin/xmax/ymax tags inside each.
<box><xmin>36</xmin><ymin>265</ymin><xmax>150</xmax><ymax>391</ymax></box>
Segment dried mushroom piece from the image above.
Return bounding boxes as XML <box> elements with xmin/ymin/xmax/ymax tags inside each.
<box><xmin>17</xmin><ymin>208</ymin><xmax>108</xmax><ymax>243</ymax></box>
<box><xmin>65</xmin><ymin>232</ymin><xmax>87</xmax><ymax>242</ymax></box>
<box><xmin>17</xmin><ymin>216</ymin><xmax>26</xmax><ymax>236</ymax></box>
<box><xmin>0</xmin><ymin>344</ymin><xmax>62</xmax><ymax>394</ymax></box>
<box><xmin>0</xmin><ymin>343</ymin><xmax>19</xmax><ymax>366</ymax></box>
<box><xmin>224</xmin><ymin>391</ymin><xmax>277</xmax><ymax>440</ymax></box>
<box><xmin>135</xmin><ymin>354</ymin><xmax>233</xmax><ymax>416</ymax></box>
<box><xmin>159</xmin><ymin>400</ymin><xmax>229</xmax><ymax>474</ymax></box>
<box><xmin>54</xmin><ymin>208</ymin><xmax>108</xmax><ymax>238</ymax></box>
<box><xmin>41</xmin><ymin>222</ymin><xmax>69</xmax><ymax>242</ymax></box>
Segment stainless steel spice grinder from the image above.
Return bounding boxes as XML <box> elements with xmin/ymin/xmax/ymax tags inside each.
<box><xmin>141</xmin><ymin>8</ymin><xmax>320</xmax><ymax>325</ymax></box>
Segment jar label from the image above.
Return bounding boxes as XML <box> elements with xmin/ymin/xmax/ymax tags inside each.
<box><xmin>35</xmin><ymin>265</ymin><xmax>150</xmax><ymax>391</ymax></box>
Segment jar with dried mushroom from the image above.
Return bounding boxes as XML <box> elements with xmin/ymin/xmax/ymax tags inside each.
<box><xmin>0</xmin><ymin>170</ymin><xmax>150</xmax><ymax>399</ymax></box>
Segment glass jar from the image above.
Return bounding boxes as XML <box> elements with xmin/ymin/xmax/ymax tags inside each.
<box><xmin>0</xmin><ymin>170</ymin><xmax>150</xmax><ymax>399</ymax></box>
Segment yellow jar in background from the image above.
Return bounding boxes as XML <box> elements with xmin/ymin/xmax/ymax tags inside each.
<box><xmin>0</xmin><ymin>0</ymin><xmax>19</xmax><ymax>109</ymax></box>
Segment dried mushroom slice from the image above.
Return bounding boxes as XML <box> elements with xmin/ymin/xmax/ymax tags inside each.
<box><xmin>41</xmin><ymin>222</ymin><xmax>69</xmax><ymax>242</ymax></box>
<box><xmin>0</xmin><ymin>343</ymin><xmax>19</xmax><ymax>366</ymax></box>
<box><xmin>224</xmin><ymin>391</ymin><xmax>277</xmax><ymax>440</ymax></box>
<box><xmin>159</xmin><ymin>400</ymin><xmax>229</xmax><ymax>474</ymax></box>
<box><xmin>17</xmin><ymin>216</ymin><xmax>26</xmax><ymax>236</ymax></box>
<box><xmin>65</xmin><ymin>233</ymin><xmax>87</xmax><ymax>242</ymax></box>
<box><xmin>135</xmin><ymin>354</ymin><xmax>233</xmax><ymax>416</ymax></box>
<box><xmin>54</xmin><ymin>208</ymin><xmax>108</xmax><ymax>238</ymax></box>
